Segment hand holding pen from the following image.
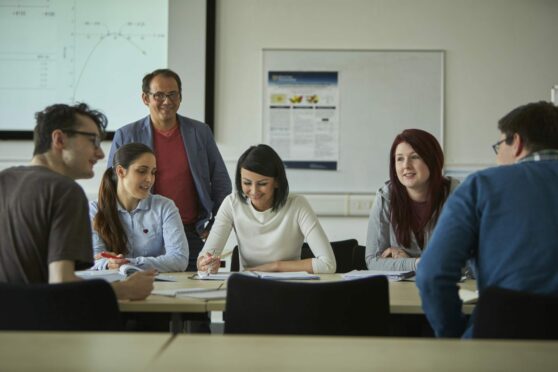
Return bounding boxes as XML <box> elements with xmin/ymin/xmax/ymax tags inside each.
<box><xmin>198</xmin><ymin>250</ymin><xmax>221</xmax><ymax>275</ymax></box>
<box><xmin>196</xmin><ymin>249</ymin><xmax>235</xmax><ymax>278</ymax></box>
<box><xmin>96</xmin><ymin>251</ymin><xmax>130</xmax><ymax>269</ymax></box>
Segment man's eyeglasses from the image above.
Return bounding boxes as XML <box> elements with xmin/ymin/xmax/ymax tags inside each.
<box><xmin>492</xmin><ymin>138</ymin><xmax>508</xmax><ymax>155</ymax></box>
<box><xmin>147</xmin><ymin>91</ymin><xmax>180</xmax><ymax>102</ymax></box>
<box><xmin>62</xmin><ymin>129</ymin><xmax>102</xmax><ymax>149</ymax></box>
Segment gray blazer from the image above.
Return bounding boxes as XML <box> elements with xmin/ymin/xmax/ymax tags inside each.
<box><xmin>365</xmin><ymin>177</ymin><xmax>460</xmax><ymax>271</ymax></box>
<box><xmin>108</xmin><ymin>115</ymin><xmax>232</xmax><ymax>233</ymax></box>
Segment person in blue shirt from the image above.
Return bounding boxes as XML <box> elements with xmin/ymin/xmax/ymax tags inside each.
<box><xmin>90</xmin><ymin>143</ymin><xmax>189</xmax><ymax>272</ymax></box>
<box><xmin>417</xmin><ymin>101</ymin><xmax>558</xmax><ymax>338</ymax></box>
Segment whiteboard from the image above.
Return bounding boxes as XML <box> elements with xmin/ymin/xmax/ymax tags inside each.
<box><xmin>0</xmin><ymin>0</ymin><xmax>207</xmax><ymax>134</ymax></box>
<box><xmin>263</xmin><ymin>49</ymin><xmax>444</xmax><ymax>193</ymax></box>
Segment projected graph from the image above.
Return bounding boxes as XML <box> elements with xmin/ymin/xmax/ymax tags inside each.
<box><xmin>0</xmin><ymin>0</ymin><xmax>168</xmax><ymax>131</ymax></box>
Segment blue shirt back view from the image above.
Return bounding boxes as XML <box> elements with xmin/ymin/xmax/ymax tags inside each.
<box><xmin>417</xmin><ymin>151</ymin><xmax>558</xmax><ymax>337</ymax></box>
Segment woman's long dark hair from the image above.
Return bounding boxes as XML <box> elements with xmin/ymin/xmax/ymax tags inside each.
<box><xmin>93</xmin><ymin>143</ymin><xmax>154</xmax><ymax>255</ymax></box>
<box><xmin>388</xmin><ymin>129</ymin><xmax>450</xmax><ymax>247</ymax></box>
<box><xmin>235</xmin><ymin>144</ymin><xmax>289</xmax><ymax>212</ymax></box>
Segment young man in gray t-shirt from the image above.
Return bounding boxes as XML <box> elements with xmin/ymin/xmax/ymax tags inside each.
<box><xmin>0</xmin><ymin>103</ymin><xmax>154</xmax><ymax>300</ymax></box>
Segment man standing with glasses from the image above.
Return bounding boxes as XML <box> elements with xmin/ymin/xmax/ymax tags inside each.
<box><xmin>417</xmin><ymin>101</ymin><xmax>558</xmax><ymax>338</ymax></box>
<box><xmin>0</xmin><ymin>103</ymin><xmax>154</xmax><ymax>300</ymax></box>
<box><xmin>109</xmin><ymin>69</ymin><xmax>231</xmax><ymax>272</ymax></box>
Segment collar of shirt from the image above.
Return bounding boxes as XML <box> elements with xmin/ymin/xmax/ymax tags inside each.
<box><xmin>517</xmin><ymin>149</ymin><xmax>558</xmax><ymax>164</ymax></box>
<box><xmin>116</xmin><ymin>194</ymin><xmax>153</xmax><ymax>214</ymax></box>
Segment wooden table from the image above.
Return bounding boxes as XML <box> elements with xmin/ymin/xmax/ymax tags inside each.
<box><xmin>121</xmin><ymin>273</ymin><xmax>476</xmax><ymax>315</ymax></box>
<box><xmin>0</xmin><ymin>332</ymin><xmax>172</xmax><ymax>372</ymax></box>
<box><xmin>389</xmin><ymin>278</ymin><xmax>476</xmax><ymax>315</ymax></box>
<box><xmin>150</xmin><ymin>334</ymin><xmax>558</xmax><ymax>372</ymax></box>
<box><xmin>118</xmin><ymin>272</ymin><xmax>222</xmax><ymax>313</ymax></box>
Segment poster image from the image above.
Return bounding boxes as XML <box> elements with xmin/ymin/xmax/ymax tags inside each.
<box><xmin>265</xmin><ymin>71</ymin><xmax>339</xmax><ymax>170</ymax></box>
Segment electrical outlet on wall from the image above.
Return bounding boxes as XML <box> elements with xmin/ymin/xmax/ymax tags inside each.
<box><xmin>348</xmin><ymin>195</ymin><xmax>374</xmax><ymax>216</ymax></box>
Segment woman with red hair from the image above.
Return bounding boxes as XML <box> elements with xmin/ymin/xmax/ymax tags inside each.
<box><xmin>365</xmin><ymin>129</ymin><xmax>460</xmax><ymax>271</ymax></box>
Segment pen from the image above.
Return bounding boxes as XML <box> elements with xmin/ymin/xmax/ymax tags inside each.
<box><xmin>205</xmin><ymin>249</ymin><xmax>233</xmax><ymax>275</ymax></box>
<box><xmin>206</xmin><ymin>250</ymin><xmax>233</xmax><ymax>259</ymax></box>
<box><xmin>100</xmin><ymin>252</ymin><xmax>126</xmax><ymax>260</ymax></box>
<box><xmin>219</xmin><ymin>250</ymin><xmax>233</xmax><ymax>260</ymax></box>
<box><xmin>205</xmin><ymin>250</ymin><xmax>233</xmax><ymax>265</ymax></box>
<box><xmin>206</xmin><ymin>250</ymin><xmax>217</xmax><ymax>276</ymax></box>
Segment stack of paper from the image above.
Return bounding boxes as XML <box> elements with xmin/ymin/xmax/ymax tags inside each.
<box><xmin>181</xmin><ymin>289</ymin><xmax>227</xmax><ymax>299</ymax></box>
<box><xmin>342</xmin><ymin>269</ymin><xmax>415</xmax><ymax>281</ymax></box>
<box><xmin>193</xmin><ymin>271</ymin><xmax>319</xmax><ymax>281</ymax></box>
<box><xmin>76</xmin><ymin>265</ymin><xmax>176</xmax><ymax>282</ymax></box>
<box><xmin>252</xmin><ymin>271</ymin><xmax>319</xmax><ymax>280</ymax></box>
<box><xmin>458</xmin><ymin>289</ymin><xmax>479</xmax><ymax>304</ymax></box>
<box><xmin>76</xmin><ymin>269</ymin><xmax>123</xmax><ymax>283</ymax></box>
<box><xmin>152</xmin><ymin>288</ymin><xmax>227</xmax><ymax>300</ymax></box>
<box><xmin>194</xmin><ymin>272</ymin><xmax>233</xmax><ymax>280</ymax></box>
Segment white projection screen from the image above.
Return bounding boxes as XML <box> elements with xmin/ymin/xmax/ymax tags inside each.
<box><xmin>0</xmin><ymin>0</ymin><xmax>208</xmax><ymax>135</ymax></box>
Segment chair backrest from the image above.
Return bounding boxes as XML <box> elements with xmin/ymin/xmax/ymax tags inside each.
<box><xmin>230</xmin><ymin>246</ymin><xmax>240</xmax><ymax>272</ymax></box>
<box><xmin>301</xmin><ymin>239</ymin><xmax>358</xmax><ymax>273</ymax></box>
<box><xmin>232</xmin><ymin>239</ymin><xmax>359</xmax><ymax>273</ymax></box>
<box><xmin>473</xmin><ymin>286</ymin><xmax>558</xmax><ymax>340</ymax></box>
<box><xmin>352</xmin><ymin>245</ymin><xmax>368</xmax><ymax>270</ymax></box>
<box><xmin>0</xmin><ymin>279</ymin><xmax>123</xmax><ymax>331</ymax></box>
<box><xmin>224</xmin><ymin>274</ymin><xmax>389</xmax><ymax>336</ymax></box>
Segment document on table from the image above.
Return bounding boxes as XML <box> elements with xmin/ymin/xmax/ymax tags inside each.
<box><xmin>152</xmin><ymin>288</ymin><xmax>227</xmax><ymax>299</ymax></box>
<box><xmin>191</xmin><ymin>272</ymin><xmax>234</xmax><ymax>280</ymax></box>
<box><xmin>180</xmin><ymin>289</ymin><xmax>227</xmax><ymax>300</ymax></box>
<box><xmin>458</xmin><ymin>289</ymin><xmax>479</xmax><ymax>304</ymax></box>
<box><xmin>192</xmin><ymin>271</ymin><xmax>319</xmax><ymax>280</ymax></box>
<box><xmin>342</xmin><ymin>269</ymin><xmax>415</xmax><ymax>281</ymax></box>
<box><xmin>76</xmin><ymin>269</ymin><xmax>123</xmax><ymax>283</ymax></box>
<box><xmin>252</xmin><ymin>271</ymin><xmax>320</xmax><ymax>280</ymax></box>
<box><xmin>76</xmin><ymin>266</ymin><xmax>176</xmax><ymax>282</ymax></box>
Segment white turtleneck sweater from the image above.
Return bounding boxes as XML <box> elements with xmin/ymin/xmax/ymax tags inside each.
<box><xmin>201</xmin><ymin>193</ymin><xmax>336</xmax><ymax>273</ymax></box>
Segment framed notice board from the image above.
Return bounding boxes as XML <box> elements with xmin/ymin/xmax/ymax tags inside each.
<box><xmin>263</xmin><ymin>49</ymin><xmax>444</xmax><ymax>193</ymax></box>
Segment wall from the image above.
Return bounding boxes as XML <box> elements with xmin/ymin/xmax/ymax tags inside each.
<box><xmin>212</xmin><ymin>0</ymin><xmax>558</xmax><ymax>244</ymax></box>
<box><xmin>214</xmin><ymin>0</ymin><xmax>557</xmax><ymax>167</ymax></box>
<box><xmin>1</xmin><ymin>0</ymin><xmax>557</xmax><ymax>247</ymax></box>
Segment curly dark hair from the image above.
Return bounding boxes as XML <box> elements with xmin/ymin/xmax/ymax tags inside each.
<box><xmin>33</xmin><ymin>103</ymin><xmax>107</xmax><ymax>155</ymax></box>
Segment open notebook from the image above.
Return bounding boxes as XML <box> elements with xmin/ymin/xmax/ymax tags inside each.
<box><xmin>193</xmin><ymin>271</ymin><xmax>319</xmax><ymax>281</ymax></box>
<box><xmin>76</xmin><ymin>264</ymin><xmax>176</xmax><ymax>282</ymax></box>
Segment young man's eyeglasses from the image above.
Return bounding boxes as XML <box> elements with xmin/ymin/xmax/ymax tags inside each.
<box><xmin>147</xmin><ymin>91</ymin><xmax>180</xmax><ymax>102</ymax></box>
<box><xmin>492</xmin><ymin>137</ymin><xmax>510</xmax><ymax>155</ymax></box>
<box><xmin>62</xmin><ymin>129</ymin><xmax>102</xmax><ymax>149</ymax></box>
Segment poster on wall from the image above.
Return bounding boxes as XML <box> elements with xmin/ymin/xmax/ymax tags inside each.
<box><xmin>264</xmin><ymin>71</ymin><xmax>339</xmax><ymax>170</ymax></box>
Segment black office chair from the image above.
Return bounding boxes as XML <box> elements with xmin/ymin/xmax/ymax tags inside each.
<box><xmin>224</xmin><ymin>273</ymin><xmax>389</xmax><ymax>336</ymax></box>
<box><xmin>352</xmin><ymin>245</ymin><xmax>368</xmax><ymax>270</ymax></box>
<box><xmin>0</xmin><ymin>280</ymin><xmax>123</xmax><ymax>331</ymax></box>
<box><xmin>232</xmin><ymin>239</ymin><xmax>358</xmax><ymax>273</ymax></box>
<box><xmin>301</xmin><ymin>239</ymin><xmax>358</xmax><ymax>273</ymax></box>
<box><xmin>473</xmin><ymin>286</ymin><xmax>558</xmax><ymax>340</ymax></box>
<box><xmin>230</xmin><ymin>246</ymin><xmax>240</xmax><ymax>272</ymax></box>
